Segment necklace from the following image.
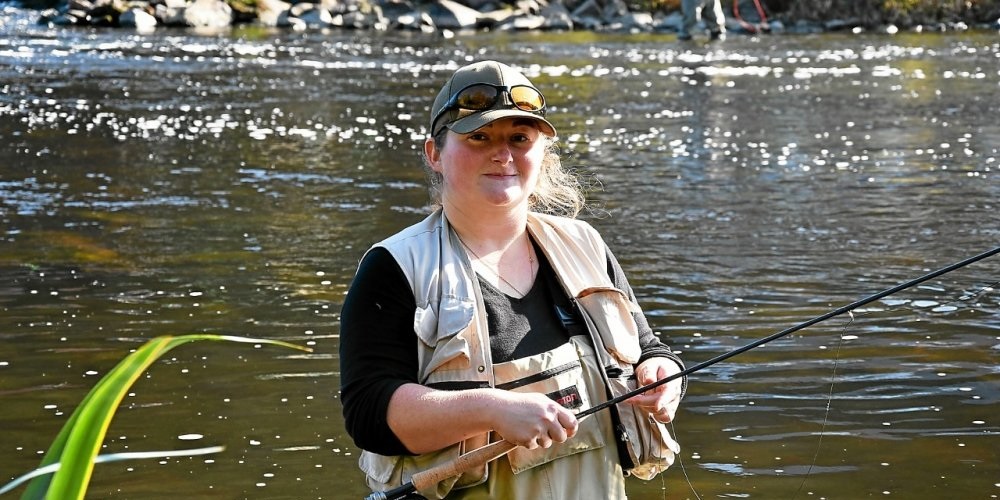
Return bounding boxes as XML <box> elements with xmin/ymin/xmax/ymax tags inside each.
<box><xmin>457</xmin><ymin>233</ymin><xmax>536</xmax><ymax>298</ymax></box>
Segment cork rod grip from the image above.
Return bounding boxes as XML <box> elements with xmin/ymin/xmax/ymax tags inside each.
<box><xmin>410</xmin><ymin>440</ymin><xmax>519</xmax><ymax>493</ymax></box>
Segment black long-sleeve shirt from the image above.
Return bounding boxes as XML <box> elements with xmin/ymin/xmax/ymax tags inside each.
<box><xmin>339</xmin><ymin>243</ymin><xmax>681</xmax><ymax>456</ymax></box>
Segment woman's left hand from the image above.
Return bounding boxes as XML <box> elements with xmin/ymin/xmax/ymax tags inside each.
<box><xmin>625</xmin><ymin>357</ymin><xmax>683</xmax><ymax>424</ymax></box>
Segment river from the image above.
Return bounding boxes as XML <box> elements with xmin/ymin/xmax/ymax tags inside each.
<box><xmin>1</xmin><ymin>5</ymin><xmax>998</xmax><ymax>499</ymax></box>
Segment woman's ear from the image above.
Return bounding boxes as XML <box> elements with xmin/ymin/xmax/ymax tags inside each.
<box><xmin>424</xmin><ymin>137</ymin><xmax>442</xmax><ymax>172</ymax></box>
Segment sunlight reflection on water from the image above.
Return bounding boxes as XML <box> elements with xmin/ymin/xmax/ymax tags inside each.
<box><xmin>1</xmin><ymin>9</ymin><xmax>999</xmax><ymax>499</ymax></box>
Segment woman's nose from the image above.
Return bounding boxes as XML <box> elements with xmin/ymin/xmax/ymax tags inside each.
<box><xmin>492</xmin><ymin>145</ymin><xmax>513</xmax><ymax>164</ymax></box>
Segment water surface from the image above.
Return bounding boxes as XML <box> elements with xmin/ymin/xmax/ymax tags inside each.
<box><xmin>1</xmin><ymin>8</ymin><xmax>999</xmax><ymax>498</ymax></box>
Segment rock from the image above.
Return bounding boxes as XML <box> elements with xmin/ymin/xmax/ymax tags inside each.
<box><xmin>291</xmin><ymin>2</ymin><xmax>334</xmax><ymax>26</ymax></box>
<box><xmin>256</xmin><ymin>0</ymin><xmax>291</xmax><ymax>26</ymax></box>
<box><xmin>571</xmin><ymin>13</ymin><xmax>602</xmax><ymax>31</ymax></box>
<box><xmin>36</xmin><ymin>7</ymin><xmax>61</xmax><ymax>24</ymax></box>
<box><xmin>120</xmin><ymin>6</ymin><xmax>157</xmax><ymax>28</ymax></box>
<box><xmin>790</xmin><ymin>18</ymin><xmax>823</xmax><ymax>33</ymax></box>
<box><xmin>51</xmin><ymin>9</ymin><xmax>87</xmax><ymax>24</ymax></box>
<box><xmin>324</xmin><ymin>0</ymin><xmax>347</xmax><ymax>15</ymax></box>
<box><xmin>380</xmin><ymin>0</ymin><xmax>413</xmax><ymax>23</ymax></box>
<box><xmin>155</xmin><ymin>2</ymin><xmax>186</xmax><ymax>25</ymax></box>
<box><xmin>569</xmin><ymin>0</ymin><xmax>599</xmax><ymax>19</ymax></box>
<box><xmin>323</xmin><ymin>0</ymin><xmax>386</xmax><ymax>28</ymax></box>
<box><xmin>539</xmin><ymin>1</ymin><xmax>572</xmax><ymax>30</ymax></box>
<box><xmin>614</xmin><ymin>11</ymin><xmax>652</xmax><ymax>31</ymax></box>
<box><xmin>67</xmin><ymin>0</ymin><xmax>94</xmax><ymax>11</ymax></box>
<box><xmin>461</xmin><ymin>0</ymin><xmax>496</xmax><ymax>11</ymax></box>
<box><xmin>496</xmin><ymin>13</ymin><xmax>544</xmax><ymax>30</ymax></box>
<box><xmin>226</xmin><ymin>0</ymin><xmax>258</xmax><ymax>23</ymax></box>
<box><xmin>600</xmin><ymin>0</ymin><xmax>628</xmax><ymax>20</ymax></box>
<box><xmin>426</xmin><ymin>0</ymin><xmax>480</xmax><ymax>29</ymax></box>
<box><xmin>824</xmin><ymin>17</ymin><xmax>859</xmax><ymax>31</ymax></box>
<box><xmin>301</xmin><ymin>8</ymin><xmax>335</xmax><ymax>26</ymax></box>
<box><xmin>87</xmin><ymin>0</ymin><xmax>124</xmax><ymax>24</ymax></box>
<box><xmin>336</xmin><ymin>9</ymin><xmax>378</xmax><ymax>28</ymax></box>
<box><xmin>67</xmin><ymin>9</ymin><xmax>90</xmax><ymax>21</ymax></box>
<box><xmin>183</xmin><ymin>0</ymin><xmax>233</xmax><ymax>27</ymax></box>
<box><xmin>288</xmin><ymin>3</ymin><xmax>311</xmax><ymax>16</ymax></box>
<box><xmin>512</xmin><ymin>0</ymin><xmax>542</xmax><ymax>15</ymax></box>
<box><xmin>381</xmin><ymin>0</ymin><xmax>430</xmax><ymax>30</ymax></box>
<box><xmin>477</xmin><ymin>7</ymin><xmax>515</xmax><ymax>27</ymax></box>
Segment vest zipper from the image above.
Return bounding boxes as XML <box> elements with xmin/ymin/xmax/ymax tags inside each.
<box><xmin>495</xmin><ymin>360</ymin><xmax>580</xmax><ymax>391</ymax></box>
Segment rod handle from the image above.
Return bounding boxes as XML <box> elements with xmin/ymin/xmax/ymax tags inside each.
<box><xmin>410</xmin><ymin>439</ymin><xmax>518</xmax><ymax>493</ymax></box>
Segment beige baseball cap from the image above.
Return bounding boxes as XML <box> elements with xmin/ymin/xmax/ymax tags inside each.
<box><xmin>429</xmin><ymin>60</ymin><xmax>556</xmax><ymax>138</ymax></box>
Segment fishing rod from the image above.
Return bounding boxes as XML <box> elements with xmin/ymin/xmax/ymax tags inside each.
<box><xmin>364</xmin><ymin>244</ymin><xmax>1000</xmax><ymax>500</ymax></box>
<box><xmin>581</xmin><ymin>244</ymin><xmax>1000</xmax><ymax>418</ymax></box>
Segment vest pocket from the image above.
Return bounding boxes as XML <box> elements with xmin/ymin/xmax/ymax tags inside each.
<box><xmin>575</xmin><ymin>288</ymin><xmax>641</xmax><ymax>365</ymax></box>
<box><xmin>493</xmin><ymin>342</ymin><xmax>606</xmax><ymax>474</ymax></box>
<box><xmin>606</xmin><ymin>373</ymin><xmax>680</xmax><ymax>480</ymax></box>
<box><xmin>359</xmin><ymin>432</ymin><xmax>490</xmax><ymax>499</ymax></box>
<box><xmin>414</xmin><ymin>297</ymin><xmax>479</xmax><ymax>377</ymax></box>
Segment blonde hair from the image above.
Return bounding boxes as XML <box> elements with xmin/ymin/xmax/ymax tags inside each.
<box><xmin>423</xmin><ymin>132</ymin><xmax>587</xmax><ymax>218</ymax></box>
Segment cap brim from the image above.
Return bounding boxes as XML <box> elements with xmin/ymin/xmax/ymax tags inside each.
<box><xmin>447</xmin><ymin>109</ymin><xmax>556</xmax><ymax>137</ymax></box>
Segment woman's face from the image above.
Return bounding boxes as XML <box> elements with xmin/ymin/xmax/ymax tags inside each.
<box><xmin>426</xmin><ymin>117</ymin><xmax>546</xmax><ymax>215</ymax></box>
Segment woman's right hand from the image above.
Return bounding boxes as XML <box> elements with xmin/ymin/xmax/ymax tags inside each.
<box><xmin>387</xmin><ymin>384</ymin><xmax>578</xmax><ymax>454</ymax></box>
<box><xmin>489</xmin><ymin>390</ymin><xmax>579</xmax><ymax>449</ymax></box>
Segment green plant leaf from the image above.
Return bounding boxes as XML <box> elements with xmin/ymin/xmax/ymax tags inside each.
<box><xmin>17</xmin><ymin>334</ymin><xmax>310</xmax><ymax>500</ymax></box>
<box><xmin>2</xmin><ymin>446</ymin><xmax>225</xmax><ymax>495</ymax></box>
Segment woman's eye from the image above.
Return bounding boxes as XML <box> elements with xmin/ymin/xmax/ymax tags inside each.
<box><xmin>511</xmin><ymin>132</ymin><xmax>536</xmax><ymax>144</ymax></box>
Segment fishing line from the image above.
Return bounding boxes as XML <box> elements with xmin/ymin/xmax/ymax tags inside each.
<box><xmin>789</xmin><ymin>279</ymin><xmax>997</xmax><ymax>498</ymax></box>
<box><xmin>668</xmin><ymin>419</ymin><xmax>702</xmax><ymax>500</ymax></box>
<box><xmin>791</xmin><ymin>312</ymin><xmax>854</xmax><ymax>498</ymax></box>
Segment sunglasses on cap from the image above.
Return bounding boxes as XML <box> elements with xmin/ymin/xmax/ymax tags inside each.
<box><xmin>431</xmin><ymin>83</ymin><xmax>547</xmax><ymax>135</ymax></box>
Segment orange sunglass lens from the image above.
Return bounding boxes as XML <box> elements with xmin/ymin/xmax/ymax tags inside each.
<box><xmin>510</xmin><ymin>87</ymin><xmax>544</xmax><ymax>111</ymax></box>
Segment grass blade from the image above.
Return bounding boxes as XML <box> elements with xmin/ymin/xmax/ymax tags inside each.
<box><xmin>1</xmin><ymin>446</ymin><xmax>224</xmax><ymax>495</ymax></box>
<box><xmin>16</xmin><ymin>334</ymin><xmax>310</xmax><ymax>500</ymax></box>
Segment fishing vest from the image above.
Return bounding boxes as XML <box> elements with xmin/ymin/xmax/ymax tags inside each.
<box><xmin>357</xmin><ymin>210</ymin><xmax>677</xmax><ymax>498</ymax></box>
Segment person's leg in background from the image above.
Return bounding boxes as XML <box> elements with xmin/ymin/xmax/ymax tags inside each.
<box><xmin>703</xmin><ymin>0</ymin><xmax>726</xmax><ymax>39</ymax></box>
<box><xmin>678</xmin><ymin>0</ymin><xmax>700</xmax><ymax>40</ymax></box>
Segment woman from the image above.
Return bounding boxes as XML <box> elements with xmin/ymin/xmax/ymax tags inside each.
<box><xmin>340</xmin><ymin>60</ymin><xmax>686</xmax><ymax>499</ymax></box>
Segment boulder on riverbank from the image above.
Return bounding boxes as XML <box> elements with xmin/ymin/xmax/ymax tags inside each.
<box><xmin>28</xmin><ymin>0</ymin><xmax>1000</xmax><ymax>34</ymax></box>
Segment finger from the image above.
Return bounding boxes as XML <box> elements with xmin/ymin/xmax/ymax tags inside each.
<box><xmin>553</xmin><ymin>424</ymin><xmax>571</xmax><ymax>443</ymax></box>
<box><xmin>623</xmin><ymin>392</ymin><xmax>659</xmax><ymax>406</ymax></box>
<box><xmin>557</xmin><ymin>410</ymin><xmax>578</xmax><ymax>427</ymax></box>
<box><xmin>636</xmin><ymin>369</ymin><xmax>660</xmax><ymax>387</ymax></box>
<box><xmin>556</xmin><ymin>410</ymin><xmax>579</xmax><ymax>436</ymax></box>
<box><xmin>530</xmin><ymin>433</ymin><xmax>554</xmax><ymax>449</ymax></box>
<box><xmin>563</xmin><ymin>418</ymin><xmax>578</xmax><ymax>439</ymax></box>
